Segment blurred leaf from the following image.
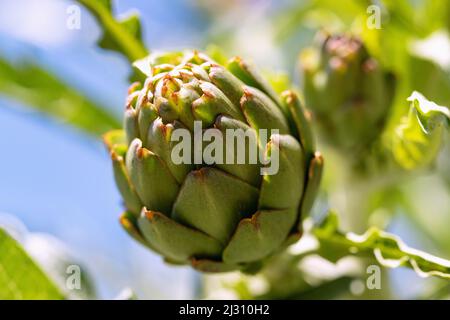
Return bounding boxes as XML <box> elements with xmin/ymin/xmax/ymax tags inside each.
<box><xmin>417</xmin><ymin>0</ymin><xmax>450</xmax><ymax>34</ymax></box>
<box><xmin>389</xmin><ymin>92</ymin><xmax>449</xmax><ymax>170</ymax></box>
<box><xmin>205</xmin><ymin>44</ymin><xmax>229</xmax><ymax>65</ymax></box>
<box><xmin>422</xmin><ymin>282</ymin><xmax>450</xmax><ymax>300</ymax></box>
<box><xmin>0</xmin><ymin>58</ymin><xmax>121</xmax><ymax>137</ymax></box>
<box><xmin>274</xmin><ymin>0</ymin><xmax>369</xmax><ymax>41</ymax></box>
<box><xmin>408</xmin><ymin>54</ymin><xmax>450</xmax><ymax>107</ymax></box>
<box><xmin>407</xmin><ymin>91</ymin><xmax>450</xmax><ymax>132</ymax></box>
<box><xmin>0</xmin><ymin>228</ymin><xmax>64</xmax><ymax>300</ymax></box>
<box><xmin>114</xmin><ymin>288</ymin><xmax>137</xmax><ymax>300</ymax></box>
<box><xmin>382</xmin><ymin>0</ymin><xmax>449</xmax><ymax>36</ymax></box>
<box><xmin>273</xmin><ymin>1</ymin><xmax>315</xmax><ymax>42</ymax></box>
<box><xmin>76</xmin><ymin>0</ymin><xmax>148</xmax><ymax>62</ymax></box>
<box><xmin>255</xmin><ymin>251</ymin><xmax>360</xmax><ymax>299</ymax></box>
<box><xmin>24</xmin><ymin>233</ymin><xmax>97</xmax><ymax>299</ymax></box>
<box><xmin>381</xmin><ymin>0</ymin><xmax>424</xmax><ymax>36</ymax></box>
<box><xmin>314</xmin><ymin>211</ymin><xmax>450</xmax><ymax>280</ymax></box>
<box><xmin>287</xmin><ymin>276</ymin><xmax>354</xmax><ymax>300</ymax></box>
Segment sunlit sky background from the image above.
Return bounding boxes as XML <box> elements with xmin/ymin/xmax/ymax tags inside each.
<box><xmin>0</xmin><ymin>0</ymin><xmax>444</xmax><ymax>299</ymax></box>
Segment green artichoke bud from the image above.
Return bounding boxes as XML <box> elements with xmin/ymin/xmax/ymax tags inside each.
<box><xmin>299</xmin><ymin>33</ymin><xmax>395</xmax><ymax>153</ymax></box>
<box><xmin>104</xmin><ymin>51</ymin><xmax>323</xmax><ymax>272</ymax></box>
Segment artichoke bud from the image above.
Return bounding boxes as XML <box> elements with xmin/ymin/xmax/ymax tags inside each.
<box><xmin>299</xmin><ymin>33</ymin><xmax>395</xmax><ymax>152</ymax></box>
<box><xmin>104</xmin><ymin>51</ymin><xmax>323</xmax><ymax>272</ymax></box>
<box><xmin>155</xmin><ymin>97</ymin><xmax>178</xmax><ymax>123</ymax></box>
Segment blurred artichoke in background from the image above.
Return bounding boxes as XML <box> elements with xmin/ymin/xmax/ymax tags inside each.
<box><xmin>104</xmin><ymin>51</ymin><xmax>323</xmax><ymax>272</ymax></box>
<box><xmin>299</xmin><ymin>33</ymin><xmax>395</xmax><ymax>155</ymax></box>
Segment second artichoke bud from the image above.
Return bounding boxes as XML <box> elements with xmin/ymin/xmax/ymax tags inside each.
<box><xmin>104</xmin><ymin>51</ymin><xmax>323</xmax><ymax>272</ymax></box>
<box><xmin>299</xmin><ymin>33</ymin><xmax>395</xmax><ymax>154</ymax></box>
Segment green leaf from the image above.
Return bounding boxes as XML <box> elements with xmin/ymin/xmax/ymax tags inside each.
<box><xmin>389</xmin><ymin>91</ymin><xmax>449</xmax><ymax>169</ymax></box>
<box><xmin>407</xmin><ymin>54</ymin><xmax>450</xmax><ymax>109</ymax></box>
<box><xmin>76</xmin><ymin>0</ymin><xmax>148</xmax><ymax>62</ymax></box>
<box><xmin>0</xmin><ymin>57</ymin><xmax>121</xmax><ymax>137</ymax></box>
<box><xmin>0</xmin><ymin>228</ymin><xmax>65</xmax><ymax>300</ymax></box>
<box><xmin>407</xmin><ymin>91</ymin><xmax>450</xmax><ymax>132</ymax></box>
<box><xmin>314</xmin><ymin>211</ymin><xmax>450</xmax><ymax>280</ymax></box>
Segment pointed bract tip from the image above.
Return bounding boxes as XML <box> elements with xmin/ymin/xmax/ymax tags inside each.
<box><xmin>143</xmin><ymin>209</ymin><xmax>155</xmax><ymax>220</ymax></box>
<box><xmin>191</xmin><ymin>167</ymin><xmax>208</xmax><ymax>180</ymax></box>
<box><xmin>229</xmin><ymin>56</ymin><xmax>247</xmax><ymax>68</ymax></box>
<box><xmin>312</xmin><ymin>152</ymin><xmax>324</xmax><ymax>167</ymax></box>
<box><xmin>119</xmin><ymin>215</ymin><xmax>133</xmax><ymax>229</ymax></box>
<box><xmin>314</xmin><ymin>151</ymin><xmax>323</xmax><ymax>159</ymax></box>
<box><xmin>248</xmin><ymin>211</ymin><xmax>261</xmax><ymax>229</ymax></box>
<box><xmin>202</xmin><ymin>89</ymin><xmax>214</xmax><ymax>99</ymax></box>
<box><xmin>243</xmin><ymin>87</ymin><xmax>253</xmax><ymax>98</ymax></box>
<box><xmin>281</xmin><ymin>90</ymin><xmax>297</xmax><ymax>104</ymax></box>
<box><xmin>102</xmin><ymin>130</ymin><xmax>122</xmax><ymax>151</ymax></box>
<box><xmin>136</xmin><ymin>147</ymin><xmax>148</xmax><ymax>159</ymax></box>
<box><xmin>128</xmin><ymin>82</ymin><xmax>142</xmax><ymax>95</ymax></box>
<box><xmin>110</xmin><ymin>150</ymin><xmax>122</xmax><ymax>162</ymax></box>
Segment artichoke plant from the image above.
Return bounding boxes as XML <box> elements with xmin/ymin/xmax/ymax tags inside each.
<box><xmin>103</xmin><ymin>51</ymin><xmax>323</xmax><ymax>272</ymax></box>
<box><xmin>299</xmin><ymin>33</ymin><xmax>395</xmax><ymax>153</ymax></box>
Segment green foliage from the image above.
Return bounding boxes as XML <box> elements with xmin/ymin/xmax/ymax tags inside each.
<box><xmin>0</xmin><ymin>228</ymin><xmax>64</xmax><ymax>300</ymax></box>
<box><xmin>314</xmin><ymin>211</ymin><xmax>450</xmax><ymax>280</ymax></box>
<box><xmin>76</xmin><ymin>0</ymin><xmax>148</xmax><ymax>62</ymax></box>
<box><xmin>275</xmin><ymin>0</ymin><xmax>449</xmax><ymax>43</ymax></box>
<box><xmin>0</xmin><ymin>58</ymin><xmax>120</xmax><ymax>136</ymax></box>
<box><xmin>389</xmin><ymin>92</ymin><xmax>449</xmax><ymax>170</ymax></box>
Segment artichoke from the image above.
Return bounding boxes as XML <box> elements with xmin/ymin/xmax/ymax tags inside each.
<box><xmin>104</xmin><ymin>51</ymin><xmax>323</xmax><ymax>272</ymax></box>
<box><xmin>299</xmin><ymin>33</ymin><xmax>395</xmax><ymax>153</ymax></box>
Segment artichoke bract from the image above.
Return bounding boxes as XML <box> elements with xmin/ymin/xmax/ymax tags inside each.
<box><xmin>299</xmin><ymin>34</ymin><xmax>395</xmax><ymax>153</ymax></box>
<box><xmin>104</xmin><ymin>51</ymin><xmax>323</xmax><ymax>272</ymax></box>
